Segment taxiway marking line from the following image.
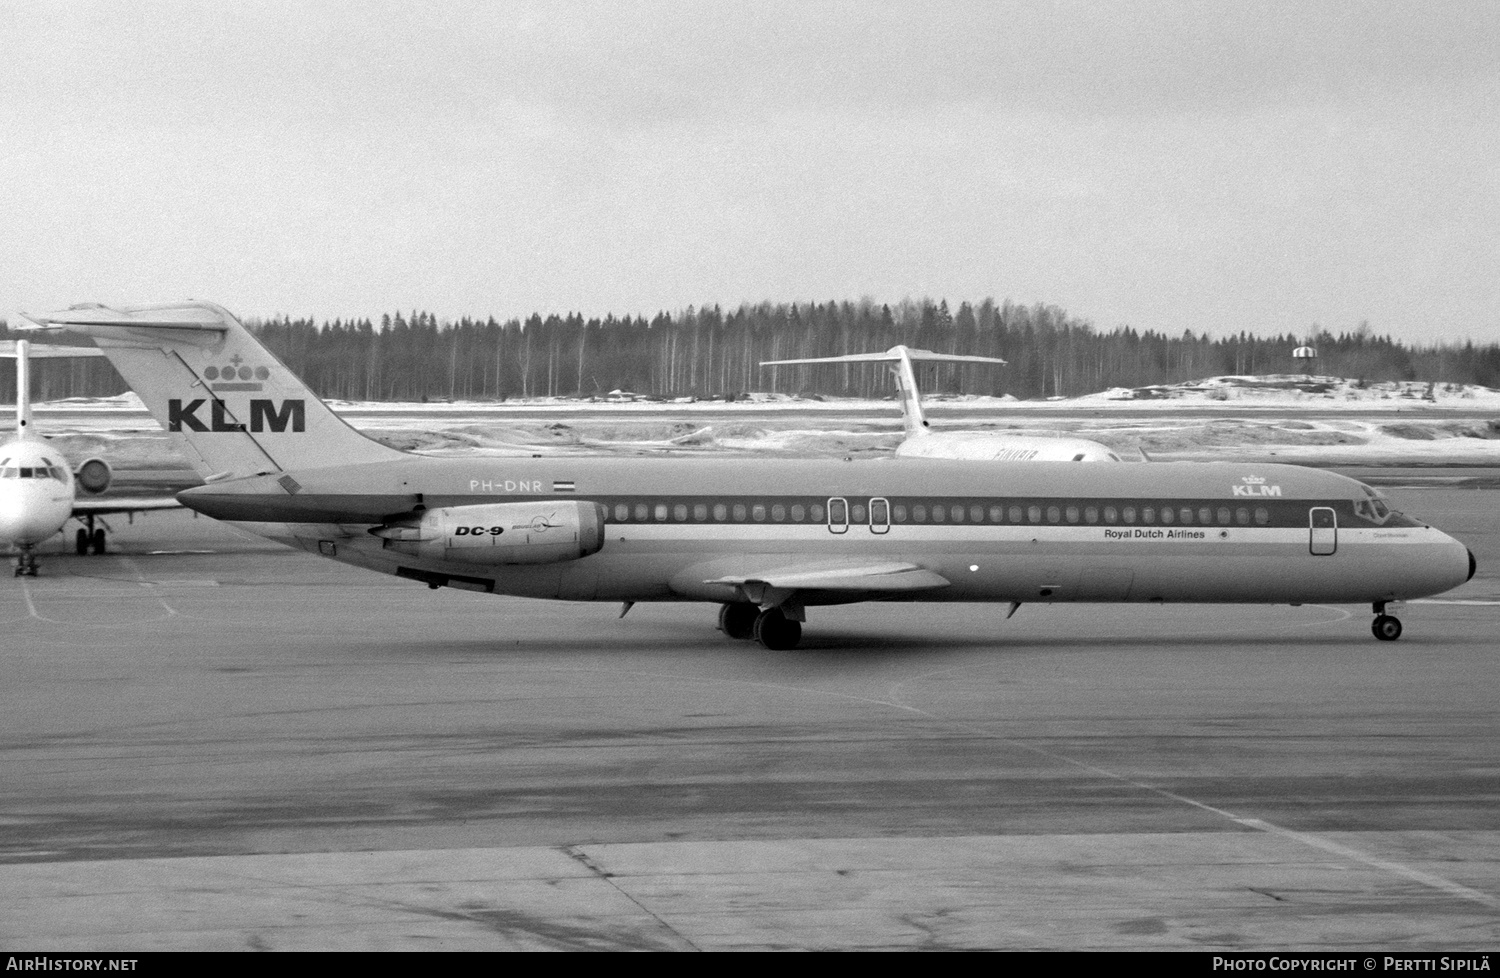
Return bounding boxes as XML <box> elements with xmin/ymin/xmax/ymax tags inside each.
<box><xmin>877</xmin><ymin>657</ymin><xmax>1500</xmax><ymax>913</ymax></box>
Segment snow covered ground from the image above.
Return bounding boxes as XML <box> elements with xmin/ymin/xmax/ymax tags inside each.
<box><xmin>21</xmin><ymin>374</ymin><xmax>1500</xmax><ymax>466</ymax></box>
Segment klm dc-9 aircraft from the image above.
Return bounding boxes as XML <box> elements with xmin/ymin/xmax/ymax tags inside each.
<box><xmin>18</xmin><ymin>302</ymin><xmax>1474</xmax><ymax>647</ymax></box>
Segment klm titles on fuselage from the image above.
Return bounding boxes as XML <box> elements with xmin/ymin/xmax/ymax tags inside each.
<box><xmin>1233</xmin><ymin>477</ymin><xmax>1282</xmax><ymax>497</ymax></box>
<box><xmin>1104</xmin><ymin>528</ymin><xmax>1208</xmax><ymax>540</ymax></box>
<box><xmin>167</xmin><ymin>398</ymin><xmax>306</xmax><ymax>433</ymax></box>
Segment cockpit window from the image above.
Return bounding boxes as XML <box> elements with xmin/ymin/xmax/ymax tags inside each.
<box><xmin>6</xmin><ymin>466</ymin><xmax>66</xmax><ymax>481</ymax></box>
<box><xmin>1353</xmin><ymin>485</ymin><xmax>1401</xmax><ymax>525</ymax></box>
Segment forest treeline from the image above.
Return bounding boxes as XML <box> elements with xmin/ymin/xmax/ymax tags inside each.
<box><xmin>4</xmin><ymin>298</ymin><xmax>1499</xmax><ymax>402</ymax></box>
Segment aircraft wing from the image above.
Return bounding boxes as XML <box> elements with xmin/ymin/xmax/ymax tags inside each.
<box><xmin>703</xmin><ymin>559</ymin><xmax>950</xmax><ymax>596</ymax></box>
<box><xmin>72</xmin><ymin>496</ymin><xmax>184</xmax><ymax>516</ymax></box>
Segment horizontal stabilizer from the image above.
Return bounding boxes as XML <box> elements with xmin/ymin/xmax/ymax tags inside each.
<box><xmin>15</xmin><ymin>305</ymin><xmax>228</xmax><ymax>335</ymax></box>
<box><xmin>762</xmin><ymin>345</ymin><xmax>1005</xmax><ymax>367</ymax></box>
<box><xmin>0</xmin><ymin>341</ymin><xmax>105</xmax><ymax>359</ymax></box>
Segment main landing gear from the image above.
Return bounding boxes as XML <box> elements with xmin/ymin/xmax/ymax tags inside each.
<box><xmin>718</xmin><ymin>602</ymin><xmax>802</xmax><ymax>650</ymax></box>
<box><xmin>75</xmin><ymin>516</ymin><xmax>107</xmax><ymax>555</ymax></box>
<box><xmin>1371</xmin><ymin>601</ymin><xmax>1403</xmax><ymax>642</ymax></box>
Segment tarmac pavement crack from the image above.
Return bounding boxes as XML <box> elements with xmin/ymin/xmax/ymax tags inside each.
<box><xmin>562</xmin><ymin>844</ymin><xmax>702</xmax><ymax>951</ymax></box>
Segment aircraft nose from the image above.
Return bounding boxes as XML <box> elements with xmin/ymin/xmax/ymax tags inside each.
<box><xmin>1468</xmin><ymin>547</ymin><xmax>1477</xmax><ymax>583</ymax></box>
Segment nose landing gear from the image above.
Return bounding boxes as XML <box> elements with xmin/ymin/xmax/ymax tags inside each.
<box><xmin>1371</xmin><ymin>601</ymin><xmax>1403</xmax><ymax>641</ymax></box>
<box><xmin>13</xmin><ymin>549</ymin><xmax>38</xmax><ymax>577</ymax></box>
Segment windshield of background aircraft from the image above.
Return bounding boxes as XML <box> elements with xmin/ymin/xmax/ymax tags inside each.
<box><xmin>2</xmin><ymin>466</ymin><xmax>66</xmax><ymax>481</ymax></box>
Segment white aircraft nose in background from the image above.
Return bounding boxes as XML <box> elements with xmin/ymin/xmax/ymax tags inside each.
<box><xmin>1</xmin><ymin>338</ymin><xmax>181</xmax><ymax>576</ymax></box>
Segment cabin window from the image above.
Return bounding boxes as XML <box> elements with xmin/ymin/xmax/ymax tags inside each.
<box><xmin>989</xmin><ymin>505</ymin><xmax>1004</xmax><ymax>523</ymax></box>
<box><xmin>673</xmin><ymin>504</ymin><xmax>688</xmax><ymax>521</ymax></box>
<box><xmin>1065</xmin><ymin>506</ymin><xmax>1080</xmax><ymax>524</ymax></box>
<box><xmin>1254</xmin><ymin>507</ymin><xmax>1270</xmax><ymax>525</ymax></box>
<box><xmin>1160</xmin><ymin>506</ymin><xmax>1175</xmax><ymax>525</ymax></box>
<box><xmin>634</xmin><ymin>503</ymin><xmax>649</xmax><ymax>521</ymax></box>
<box><xmin>1198</xmin><ymin>506</ymin><xmax>1213</xmax><ymax>524</ymax></box>
<box><xmin>893</xmin><ymin>504</ymin><xmax>907</xmax><ymax>522</ymax></box>
<box><xmin>949</xmin><ymin>504</ymin><xmax>963</xmax><ymax>523</ymax></box>
<box><xmin>751</xmin><ymin>504</ymin><xmax>766</xmax><ymax>521</ymax></box>
<box><xmin>1236</xmin><ymin>507</ymin><xmax>1250</xmax><ymax>525</ymax></box>
<box><xmin>870</xmin><ymin>498</ymin><xmax>890</xmax><ymax>533</ymax></box>
<box><xmin>851</xmin><ymin>503</ymin><xmax>866</xmax><ymax>523</ymax></box>
<box><xmin>1085</xmin><ymin>506</ymin><xmax>1099</xmax><ymax>524</ymax></box>
<box><xmin>913</xmin><ymin>505</ymin><xmax>928</xmax><ymax>523</ymax></box>
<box><xmin>791</xmin><ymin>504</ymin><xmax>805</xmax><ymax>522</ymax></box>
<box><xmin>1009</xmin><ymin>505</ymin><xmax>1023</xmax><ymax>523</ymax></box>
<box><xmin>1046</xmin><ymin>506</ymin><xmax>1061</xmax><ymax>523</ymax></box>
<box><xmin>932</xmin><ymin>505</ymin><xmax>946</xmax><ymax>523</ymax></box>
<box><xmin>713</xmin><ymin>503</ymin><xmax>728</xmax><ymax>521</ymax></box>
<box><xmin>733</xmin><ymin>503</ymin><xmax>747</xmax><ymax>521</ymax></box>
<box><xmin>1027</xmin><ymin>505</ymin><xmax>1041</xmax><ymax>523</ymax></box>
<box><xmin>1217</xmin><ymin>507</ymin><xmax>1231</xmax><ymax>525</ymax></box>
<box><xmin>1103</xmin><ymin>506</ymin><xmax>1117</xmax><ymax>523</ymax></box>
<box><xmin>771</xmin><ymin>504</ymin><xmax>786</xmax><ymax>522</ymax></box>
<box><xmin>692</xmin><ymin>504</ymin><xmax>707</xmax><ymax>521</ymax></box>
<box><xmin>654</xmin><ymin>504</ymin><xmax>669</xmax><ymax>521</ymax></box>
<box><xmin>810</xmin><ymin>503</ymin><xmax>825</xmax><ymax>522</ymax></box>
<box><xmin>1141</xmin><ymin>506</ymin><xmax>1155</xmax><ymax>524</ymax></box>
<box><xmin>614</xmin><ymin>504</ymin><xmax>629</xmax><ymax>521</ymax></box>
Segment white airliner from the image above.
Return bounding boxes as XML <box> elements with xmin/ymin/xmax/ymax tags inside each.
<box><xmin>0</xmin><ymin>339</ymin><xmax>180</xmax><ymax>575</ymax></box>
<box><xmin>762</xmin><ymin>346</ymin><xmax>1122</xmax><ymax>461</ymax></box>
<box><xmin>18</xmin><ymin>302</ymin><xmax>1474</xmax><ymax>647</ymax></box>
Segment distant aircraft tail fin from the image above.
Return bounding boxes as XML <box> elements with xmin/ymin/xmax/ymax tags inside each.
<box><xmin>15</xmin><ymin>301</ymin><xmax>405</xmax><ymax>480</ymax></box>
<box><xmin>761</xmin><ymin>345</ymin><xmax>1006</xmax><ymax>440</ymax></box>
<box><xmin>11</xmin><ymin>338</ymin><xmax>31</xmax><ymax>441</ymax></box>
<box><xmin>1</xmin><ymin>339</ymin><xmax>108</xmax><ymax>441</ymax></box>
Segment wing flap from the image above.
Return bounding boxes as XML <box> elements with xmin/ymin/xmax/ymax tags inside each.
<box><xmin>706</xmin><ymin>560</ymin><xmax>949</xmax><ymax>593</ymax></box>
<box><xmin>72</xmin><ymin>497</ymin><xmax>183</xmax><ymax>516</ymax></box>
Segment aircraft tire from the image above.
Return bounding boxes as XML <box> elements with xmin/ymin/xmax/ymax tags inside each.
<box><xmin>90</xmin><ymin>528</ymin><xmax>107</xmax><ymax>555</ymax></box>
<box><xmin>76</xmin><ymin>529</ymin><xmax>90</xmax><ymax>555</ymax></box>
<box><xmin>753</xmin><ymin>608</ymin><xmax>802</xmax><ymax>650</ymax></box>
<box><xmin>718</xmin><ymin>603</ymin><xmax>758</xmax><ymax>640</ymax></box>
<box><xmin>1372</xmin><ymin>615</ymin><xmax>1403</xmax><ymax>641</ymax></box>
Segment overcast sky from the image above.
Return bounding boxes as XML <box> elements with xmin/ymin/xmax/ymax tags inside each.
<box><xmin>3</xmin><ymin>1</ymin><xmax>1497</xmax><ymax>343</ymax></box>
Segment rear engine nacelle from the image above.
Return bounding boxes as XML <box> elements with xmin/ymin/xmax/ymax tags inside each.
<box><xmin>75</xmin><ymin>457</ymin><xmax>112</xmax><ymax>495</ymax></box>
<box><xmin>372</xmin><ymin>500</ymin><xmax>606</xmax><ymax>565</ymax></box>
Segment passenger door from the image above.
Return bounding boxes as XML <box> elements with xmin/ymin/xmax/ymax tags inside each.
<box><xmin>827</xmin><ymin>496</ymin><xmax>848</xmax><ymax>534</ymax></box>
<box><xmin>1309</xmin><ymin>507</ymin><xmax>1337</xmax><ymax>556</ymax></box>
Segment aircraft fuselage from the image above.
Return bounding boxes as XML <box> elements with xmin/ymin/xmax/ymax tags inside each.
<box><xmin>0</xmin><ymin>439</ymin><xmax>75</xmax><ymax>548</ymax></box>
<box><xmin>181</xmin><ymin>455</ymin><xmax>1474</xmax><ymax>608</ymax></box>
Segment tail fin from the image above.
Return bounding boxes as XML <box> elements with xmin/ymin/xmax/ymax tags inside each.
<box><xmin>15</xmin><ymin>301</ymin><xmax>404</xmax><ymax>480</ymax></box>
<box><xmin>2</xmin><ymin>339</ymin><xmax>108</xmax><ymax>441</ymax></box>
<box><xmin>13</xmin><ymin>338</ymin><xmax>31</xmax><ymax>440</ymax></box>
<box><xmin>761</xmin><ymin>345</ymin><xmax>1006</xmax><ymax>440</ymax></box>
